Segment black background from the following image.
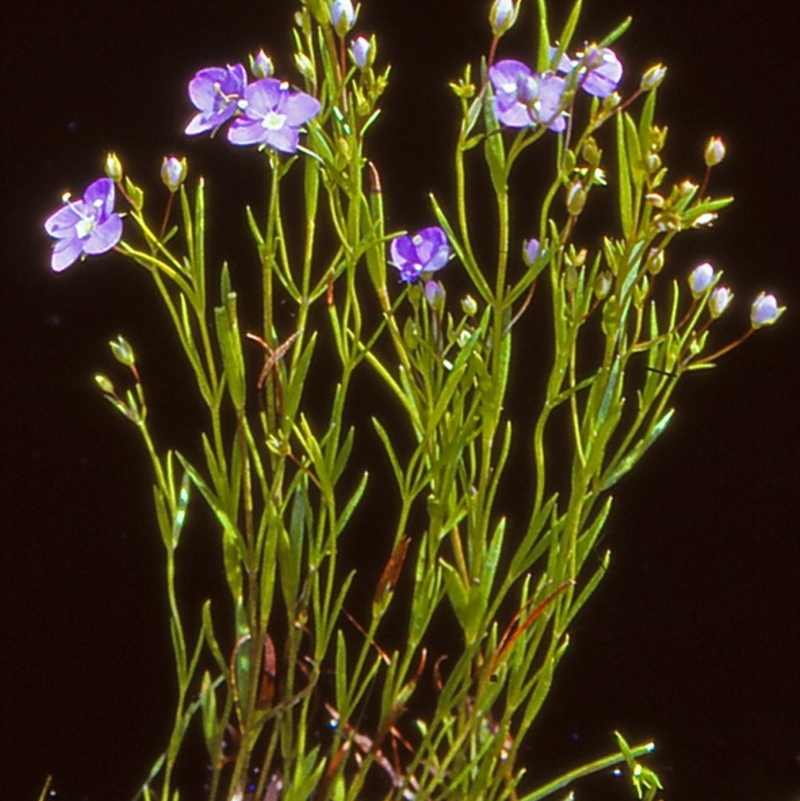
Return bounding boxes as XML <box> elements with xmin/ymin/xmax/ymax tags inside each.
<box><xmin>2</xmin><ymin>1</ymin><xmax>798</xmax><ymax>800</ymax></box>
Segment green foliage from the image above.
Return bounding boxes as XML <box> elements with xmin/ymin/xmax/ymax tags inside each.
<box><xmin>75</xmin><ymin>1</ymin><xmax>777</xmax><ymax>799</ymax></box>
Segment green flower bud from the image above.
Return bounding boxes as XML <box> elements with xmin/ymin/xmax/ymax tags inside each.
<box><xmin>704</xmin><ymin>136</ymin><xmax>726</xmax><ymax>167</ymax></box>
<box><xmin>461</xmin><ymin>294</ymin><xmax>478</xmax><ymax>316</ymax></box>
<box><xmin>294</xmin><ymin>52</ymin><xmax>316</xmax><ymax>82</ymax></box>
<box><xmin>110</xmin><ymin>334</ymin><xmax>136</xmax><ymax>367</ymax></box>
<box><xmin>105</xmin><ymin>152</ymin><xmax>123</xmax><ymax>182</ymax></box>
<box><xmin>94</xmin><ymin>373</ymin><xmax>115</xmax><ymax>394</ymax></box>
<box><xmin>566</xmin><ymin>182</ymin><xmax>587</xmax><ymax>216</ymax></box>
<box><xmin>594</xmin><ymin>271</ymin><xmax>612</xmax><ymax>300</ymax></box>
<box><xmin>645</xmin><ymin>248</ymin><xmax>665</xmax><ymax>275</ymax></box>
<box><xmin>582</xmin><ymin>137</ymin><xmax>601</xmax><ymax>167</ymax></box>
<box><xmin>641</xmin><ymin>63</ymin><xmax>667</xmax><ymax>91</ymax></box>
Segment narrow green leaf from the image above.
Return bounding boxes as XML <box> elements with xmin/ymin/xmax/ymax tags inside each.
<box><xmin>616</xmin><ymin>112</ymin><xmax>633</xmax><ymax>237</ymax></box>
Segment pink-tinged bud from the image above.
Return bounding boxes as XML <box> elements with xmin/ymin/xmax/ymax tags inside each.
<box><xmin>522</xmin><ymin>237</ymin><xmax>540</xmax><ymax>267</ymax></box>
<box><xmin>750</xmin><ymin>292</ymin><xmax>785</xmax><ymax>329</ymax></box>
<box><xmin>330</xmin><ymin>0</ymin><xmax>356</xmax><ymax>36</ymax></box>
<box><xmin>641</xmin><ymin>63</ymin><xmax>667</xmax><ymax>91</ymax></box>
<box><xmin>709</xmin><ymin>286</ymin><xmax>733</xmax><ymax>318</ymax></box>
<box><xmin>250</xmin><ymin>49</ymin><xmax>274</xmax><ymax>79</ymax></box>
<box><xmin>160</xmin><ymin>156</ymin><xmax>187</xmax><ymax>193</ymax></box>
<box><xmin>350</xmin><ymin>35</ymin><xmax>372</xmax><ymax>70</ymax></box>
<box><xmin>105</xmin><ymin>152</ymin><xmax>123</xmax><ymax>182</ymax></box>
<box><xmin>490</xmin><ymin>0</ymin><xmax>518</xmax><ymax>37</ymax></box>
<box><xmin>704</xmin><ymin>136</ymin><xmax>726</xmax><ymax>167</ymax></box>
<box><xmin>424</xmin><ymin>279</ymin><xmax>445</xmax><ymax>309</ymax></box>
<box><xmin>688</xmin><ymin>262</ymin><xmax>715</xmax><ymax>297</ymax></box>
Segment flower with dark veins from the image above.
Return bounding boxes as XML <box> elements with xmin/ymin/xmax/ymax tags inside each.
<box><xmin>44</xmin><ymin>178</ymin><xmax>122</xmax><ymax>272</ymax></box>
<box><xmin>552</xmin><ymin>45</ymin><xmax>623</xmax><ymax>98</ymax></box>
<box><xmin>185</xmin><ymin>64</ymin><xmax>248</xmax><ymax>136</ymax></box>
<box><xmin>489</xmin><ymin>60</ymin><xmax>567</xmax><ymax>132</ymax></box>
<box><xmin>390</xmin><ymin>227</ymin><xmax>452</xmax><ymax>283</ymax></box>
<box><xmin>227</xmin><ymin>79</ymin><xmax>321</xmax><ymax>152</ymax></box>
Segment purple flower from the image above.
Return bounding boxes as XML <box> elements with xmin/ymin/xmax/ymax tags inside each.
<box><xmin>331</xmin><ymin>0</ymin><xmax>355</xmax><ymax>36</ymax></box>
<box><xmin>522</xmin><ymin>238</ymin><xmax>540</xmax><ymax>267</ymax></box>
<box><xmin>160</xmin><ymin>156</ymin><xmax>187</xmax><ymax>192</ymax></box>
<box><xmin>688</xmin><ymin>262</ymin><xmax>715</xmax><ymax>297</ymax></box>
<box><xmin>490</xmin><ymin>0</ymin><xmax>518</xmax><ymax>36</ymax></box>
<box><xmin>709</xmin><ymin>286</ymin><xmax>733</xmax><ymax>318</ymax></box>
<box><xmin>750</xmin><ymin>292</ymin><xmax>785</xmax><ymax>328</ymax></box>
<box><xmin>489</xmin><ymin>60</ymin><xmax>567</xmax><ymax>132</ymax></box>
<box><xmin>578</xmin><ymin>46</ymin><xmax>622</xmax><ymax>98</ymax></box>
<box><xmin>553</xmin><ymin>46</ymin><xmax>622</xmax><ymax>99</ymax></box>
<box><xmin>390</xmin><ymin>227</ymin><xmax>452</xmax><ymax>283</ymax></box>
<box><xmin>185</xmin><ymin>64</ymin><xmax>248</xmax><ymax>136</ymax></box>
<box><xmin>44</xmin><ymin>178</ymin><xmax>122</xmax><ymax>272</ymax></box>
<box><xmin>351</xmin><ymin>36</ymin><xmax>372</xmax><ymax>70</ymax></box>
<box><xmin>227</xmin><ymin>79</ymin><xmax>321</xmax><ymax>152</ymax></box>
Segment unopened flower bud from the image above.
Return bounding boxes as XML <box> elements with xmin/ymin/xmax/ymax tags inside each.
<box><xmin>750</xmin><ymin>292</ymin><xmax>785</xmax><ymax>329</ymax></box>
<box><xmin>160</xmin><ymin>156</ymin><xmax>187</xmax><ymax>193</ymax></box>
<box><xmin>110</xmin><ymin>334</ymin><xmax>136</xmax><ymax>367</ymax></box>
<box><xmin>330</xmin><ymin>0</ymin><xmax>355</xmax><ymax>36</ymax></box>
<box><xmin>424</xmin><ymin>279</ymin><xmax>445</xmax><ymax>309</ymax></box>
<box><xmin>566</xmin><ymin>182</ymin><xmax>587</xmax><ymax>216</ymax></box>
<box><xmin>582</xmin><ymin>137</ymin><xmax>601</xmax><ymax>166</ymax></box>
<box><xmin>641</xmin><ymin>63</ymin><xmax>667</xmax><ymax>91</ymax></box>
<box><xmin>678</xmin><ymin>179</ymin><xmax>697</xmax><ymax>197</ymax></box>
<box><xmin>704</xmin><ymin>136</ymin><xmax>726</xmax><ymax>167</ymax></box>
<box><xmin>461</xmin><ymin>294</ymin><xmax>478</xmax><ymax>316</ymax></box>
<box><xmin>594</xmin><ymin>271</ymin><xmax>612</xmax><ymax>299</ymax></box>
<box><xmin>250</xmin><ymin>49</ymin><xmax>274</xmax><ymax>79</ymax></box>
<box><xmin>688</xmin><ymin>262</ymin><xmax>715</xmax><ymax>297</ymax></box>
<box><xmin>522</xmin><ymin>237</ymin><xmax>540</xmax><ymax>267</ymax></box>
<box><xmin>565</xmin><ymin>263</ymin><xmax>579</xmax><ymax>293</ymax></box>
<box><xmin>645</xmin><ymin>248</ymin><xmax>665</xmax><ymax>275</ymax></box>
<box><xmin>94</xmin><ymin>373</ymin><xmax>115</xmax><ymax>394</ymax></box>
<box><xmin>601</xmin><ymin>92</ymin><xmax>621</xmax><ymax>112</ymax></box>
<box><xmin>294</xmin><ymin>52</ymin><xmax>316</xmax><ymax>82</ymax></box>
<box><xmin>490</xmin><ymin>0</ymin><xmax>519</xmax><ymax>37</ymax></box>
<box><xmin>709</xmin><ymin>286</ymin><xmax>733</xmax><ymax>318</ymax></box>
<box><xmin>350</xmin><ymin>35</ymin><xmax>373</xmax><ymax>70</ymax></box>
<box><xmin>105</xmin><ymin>152</ymin><xmax>123</xmax><ymax>182</ymax></box>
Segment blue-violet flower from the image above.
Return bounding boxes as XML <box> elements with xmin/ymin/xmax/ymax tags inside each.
<box><xmin>490</xmin><ymin>0</ymin><xmax>518</xmax><ymax>37</ymax></box>
<box><xmin>161</xmin><ymin>156</ymin><xmax>187</xmax><ymax>193</ymax></box>
<box><xmin>688</xmin><ymin>262</ymin><xmax>715</xmax><ymax>297</ymax></box>
<box><xmin>489</xmin><ymin>60</ymin><xmax>567</xmax><ymax>132</ymax></box>
<box><xmin>709</xmin><ymin>286</ymin><xmax>733</xmax><ymax>318</ymax></box>
<box><xmin>331</xmin><ymin>0</ymin><xmax>355</xmax><ymax>36</ymax></box>
<box><xmin>390</xmin><ymin>227</ymin><xmax>452</xmax><ymax>283</ymax></box>
<box><xmin>44</xmin><ymin>178</ymin><xmax>122</xmax><ymax>272</ymax></box>
<box><xmin>227</xmin><ymin>79</ymin><xmax>321</xmax><ymax>152</ymax></box>
<box><xmin>351</xmin><ymin>36</ymin><xmax>372</xmax><ymax>70</ymax></box>
<box><xmin>185</xmin><ymin>64</ymin><xmax>248</xmax><ymax>136</ymax></box>
<box><xmin>522</xmin><ymin>237</ymin><xmax>540</xmax><ymax>267</ymax></box>
<box><xmin>552</xmin><ymin>46</ymin><xmax>622</xmax><ymax>98</ymax></box>
<box><xmin>750</xmin><ymin>292</ymin><xmax>785</xmax><ymax>328</ymax></box>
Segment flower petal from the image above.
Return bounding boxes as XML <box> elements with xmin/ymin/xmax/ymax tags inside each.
<box><xmin>83</xmin><ymin>214</ymin><xmax>123</xmax><ymax>255</ymax></box>
<box><xmin>51</xmin><ymin>235</ymin><xmax>83</xmax><ymax>272</ymax></box>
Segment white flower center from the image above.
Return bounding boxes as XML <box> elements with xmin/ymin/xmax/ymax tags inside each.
<box><xmin>262</xmin><ymin>110</ymin><xmax>287</xmax><ymax>131</ymax></box>
<box><xmin>75</xmin><ymin>217</ymin><xmax>96</xmax><ymax>239</ymax></box>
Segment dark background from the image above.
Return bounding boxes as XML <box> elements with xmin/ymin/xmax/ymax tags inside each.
<box><xmin>2</xmin><ymin>1</ymin><xmax>798</xmax><ymax>799</ymax></box>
